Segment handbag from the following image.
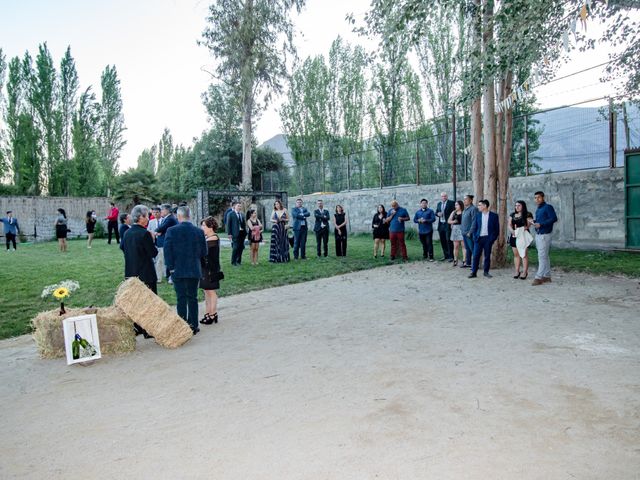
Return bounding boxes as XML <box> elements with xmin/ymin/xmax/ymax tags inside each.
<box><xmin>210</xmin><ymin>271</ymin><xmax>225</xmax><ymax>281</ymax></box>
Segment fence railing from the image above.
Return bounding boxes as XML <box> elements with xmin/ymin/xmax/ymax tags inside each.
<box><xmin>263</xmin><ymin>98</ymin><xmax>639</xmax><ymax>196</ymax></box>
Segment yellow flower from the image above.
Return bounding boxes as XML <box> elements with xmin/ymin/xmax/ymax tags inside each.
<box><xmin>53</xmin><ymin>287</ymin><xmax>69</xmax><ymax>300</ymax></box>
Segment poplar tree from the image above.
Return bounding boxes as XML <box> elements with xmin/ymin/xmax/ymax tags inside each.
<box><xmin>200</xmin><ymin>0</ymin><xmax>305</xmax><ymax>190</ymax></box>
<box><xmin>59</xmin><ymin>46</ymin><xmax>79</xmax><ymax>195</ymax></box>
<box><xmin>98</xmin><ymin>65</ymin><xmax>126</xmax><ymax>193</ymax></box>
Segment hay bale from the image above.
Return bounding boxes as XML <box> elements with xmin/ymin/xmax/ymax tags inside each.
<box><xmin>114</xmin><ymin>277</ymin><xmax>192</xmax><ymax>348</ymax></box>
<box><xmin>32</xmin><ymin>306</ymin><xmax>135</xmax><ymax>359</ymax></box>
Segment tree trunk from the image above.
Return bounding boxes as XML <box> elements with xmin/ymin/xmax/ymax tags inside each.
<box><xmin>471</xmin><ymin>96</ymin><xmax>484</xmax><ymax>200</ymax></box>
<box><xmin>481</xmin><ymin>0</ymin><xmax>496</xmax><ymax>209</ymax></box>
<box><xmin>494</xmin><ymin>71</ymin><xmax>513</xmax><ymax>267</ymax></box>
<box><xmin>241</xmin><ymin>93</ymin><xmax>253</xmax><ymax>191</ymax></box>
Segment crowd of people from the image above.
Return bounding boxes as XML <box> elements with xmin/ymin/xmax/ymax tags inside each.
<box><xmin>2</xmin><ymin>190</ymin><xmax>557</xmax><ymax>337</ymax></box>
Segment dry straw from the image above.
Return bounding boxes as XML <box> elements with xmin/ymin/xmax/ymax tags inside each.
<box><xmin>114</xmin><ymin>277</ymin><xmax>192</xmax><ymax>348</ymax></box>
<box><xmin>32</xmin><ymin>306</ymin><xmax>135</xmax><ymax>359</ymax></box>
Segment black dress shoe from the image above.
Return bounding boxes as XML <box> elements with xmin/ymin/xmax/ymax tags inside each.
<box><xmin>468</xmin><ymin>273</ymin><xmax>477</xmax><ymax>278</ymax></box>
<box><xmin>484</xmin><ymin>272</ymin><xmax>493</xmax><ymax>278</ymax></box>
<box><xmin>192</xmin><ymin>327</ymin><xmax>200</xmax><ymax>335</ymax></box>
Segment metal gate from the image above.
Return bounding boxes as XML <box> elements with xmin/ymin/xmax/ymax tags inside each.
<box><xmin>625</xmin><ymin>148</ymin><xmax>640</xmax><ymax>249</ymax></box>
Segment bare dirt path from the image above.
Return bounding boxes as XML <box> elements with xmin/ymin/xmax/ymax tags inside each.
<box><xmin>1</xmin><ymin>262</ymin><xmax>639</xmax><ymax>479</ymax></box>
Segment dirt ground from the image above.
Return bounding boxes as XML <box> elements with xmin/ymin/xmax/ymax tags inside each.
<box><xmin>1</xmin><ymin>261</ymin><xmax>639</xmax><ymax>480</ymax></box>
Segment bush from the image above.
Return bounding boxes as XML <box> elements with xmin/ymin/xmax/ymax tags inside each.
<box><xmin>93</xmin><ymin>221</ymin><xmax>106</xmax><ymax>239</ymax></box>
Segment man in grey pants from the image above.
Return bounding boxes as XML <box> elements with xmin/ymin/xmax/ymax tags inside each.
<box><xmin>531</xmin><ymin>191</ymin><xmax>558</xmax><ymax>286</ymax></box>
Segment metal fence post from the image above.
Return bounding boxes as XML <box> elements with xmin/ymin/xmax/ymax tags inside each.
<box><xmin>524</xmin><ymin>114</ymin><xmax>530</xmax><ymax>176</ymax></box>
<box><xmin>379</xmin><ymin>147</ymin><xmax>383</xmax><ymax>189</ymax></box>
<box><xmin>416</xmin><ymin>139</ymin><xmax>420</xmax><ymax>186</ymax></box>
<box><xmin>347</xmin><ymin>154</ymin><xmax>351</xmax><ymax>191</ymax></box>
<box><xmin>609</xmin><ymin>98</ymin><xmax>617</xmax><ymax>168</ymax></box>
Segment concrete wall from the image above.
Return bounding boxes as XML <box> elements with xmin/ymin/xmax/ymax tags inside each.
<box><xmin>0</xmin><ymin>196</ymin><xmax>122</xmax><ymax>241</ymax></box>
<box><xmin>287</xmin><ymin>168</ymin><xmax>626</xmax><ymax>250</ymax></box>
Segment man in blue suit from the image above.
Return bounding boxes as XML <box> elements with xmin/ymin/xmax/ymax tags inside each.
<box><xmin>468</xmin><ymin>199</ymin><xmax>500</xmax><ymax>278</ymax></box>
<box><xmin>164</xmin><ymin>206</ymin><xmax>208</xmax><ymax>334</ymax></box>
<box><xmin>291</xmin><ymin>198</ymin><xmax>311</xmax><ymax>260</ymax></box>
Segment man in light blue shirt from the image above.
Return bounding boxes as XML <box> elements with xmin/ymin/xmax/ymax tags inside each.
<box><xmin>1</xmin><ymin>211</ymin><xmax>20</xmax><ymax>251</ymax></box>
<box><xmin>531</xmin><ymin>191</ymin><xmax>558</xmax><ymax>286</ymax></box>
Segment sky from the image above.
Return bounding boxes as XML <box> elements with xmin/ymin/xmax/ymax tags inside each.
<box><xmin>0</xmin><ymin>0</ymin><xmax>632</xmax><ymax>171</ymax></box>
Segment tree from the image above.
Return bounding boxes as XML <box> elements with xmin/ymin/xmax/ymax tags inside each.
<box><xmin>112</xmin><ymin>168</ymin><xmax>161</xmax><ymax>208</ymax></box>
<box><xmin>200</xmin><ymin>0</ymin><xmax>305</xmax><ymax>190</ymax></box>
<box><xmin>71</xmin><ymin>87</ymin><xmax>103</xmax><ymax>196</ymax></box>
<box><xmin>0</xmin><ymin>49</ymin><xmax>7</xmax><ymax>178</ymax></box>
<box><xmin>32</xmin><ymin>43</ymin><xmax>62</xmax><ymax>195</ymax></box>
<box><xmin>136</xmin><ymin>145</ymin><xmax>157</xmax><ymax>173</ymax></box>
<box><xmin>98</xmin><ymin>65</ymin><xmax>126</xmax><ymax>193</ymax></box>
<box><xmin>59</xmin><ymin>46</ymin><xmax>79</xmax><ymax>195</ymax></box>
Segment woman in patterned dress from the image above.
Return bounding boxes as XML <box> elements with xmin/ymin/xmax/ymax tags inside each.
<box><xmin>269</xmin><ymin>200</ymin><xmax>290</xmax><ymax>263</ymax></box>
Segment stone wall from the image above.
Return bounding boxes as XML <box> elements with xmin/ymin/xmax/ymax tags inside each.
<box><xmin>287</xmin><ymin>168</ymin><xmax>626</xmax><ymax>250</ymax></box>
<box><xmin>0</xmin><ymin>196</ymin><xmax>123</xmax><ymax>242</ymax></box>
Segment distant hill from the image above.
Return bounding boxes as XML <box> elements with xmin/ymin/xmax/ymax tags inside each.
<box><xmin>259</xmin><ymin>134</ymin><xmax>295</xmax><ymax>168</ymax></box>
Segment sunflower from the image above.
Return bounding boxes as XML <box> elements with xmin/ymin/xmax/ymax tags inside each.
<box><xmin>53</xmin><ymin>287</ymin><xmax>70</xmax><ymax>300</ymax></box>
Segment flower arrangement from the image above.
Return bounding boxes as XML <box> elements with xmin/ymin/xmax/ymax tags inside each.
<box><xmin>41</xmin><ymin>280</ymin><xmax>80</xmax><ymax>315</ymax></box>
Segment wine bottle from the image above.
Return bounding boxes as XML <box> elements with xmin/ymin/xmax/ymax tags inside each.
<box><xmin>72</xmin><ymin>334</ymin><xmax>80</xmax><ymax>360</ymax></box>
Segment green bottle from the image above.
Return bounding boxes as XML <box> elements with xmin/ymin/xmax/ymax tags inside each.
<box><xmin>72</xmin><ymin>335</ymin><xmax>80</xmax><ymax>360</ymax></box>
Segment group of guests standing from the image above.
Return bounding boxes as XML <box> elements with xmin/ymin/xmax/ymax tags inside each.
<box><xmin>120</xmin><ymin>204</ymin><xmax>223</xmax><ymax>336</ymax></box>
<box><xmin>410</xmin><ymin>190</ymin><xmax>558</xmax><ymax>284</ymax></box>
<box><xmin>222</xmin><ymin>198</ymin><xmax>350</xmax><ymax>266</ymax></box>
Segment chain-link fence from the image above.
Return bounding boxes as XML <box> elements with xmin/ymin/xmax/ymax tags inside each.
<box><xmin>262</xmin><ymin>98</ymin><xmax>639</xmax><ymax>196</ymax></box>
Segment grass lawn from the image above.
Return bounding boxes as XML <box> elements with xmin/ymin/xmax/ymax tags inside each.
<box><xmin>1</xmin><ymin>234</ymin><xmax>638</xmax><ymax>340</ymax></box>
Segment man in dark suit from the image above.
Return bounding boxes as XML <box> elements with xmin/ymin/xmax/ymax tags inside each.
<box><xmin>313</xmin><ymin>199</ymin><xmax>330</xmax><ymax>257</ymax></box>
<box><xmin>226</xmin><ymin>201</ymin><xmax>246</xmax><ymax>266</ymax></box>
<box><xmin>435</xmin><ymin>192</ymin><xmax>455</xmax><ymax>261</ymax></box>
<box><xmin>155</xmin><ymin>204</ymin><xmax>178</xmax><ymax>283</ymax></box>
<box><xmin>291</xmin><ymin>198</ymin><xmax>311</xmax><ymax>260</ymax></box>
<box><xmin>468</xmin><ymin>199</ymin><xmax>500</xmax><ymax>278</ymax></box>
<box><xmin>164</xmin><ymin>206</ymin><xmax>208</xmax><ymax>334</ymax></box>
<box><xmin>121</xmin><ymin>204</ymin><xmax>158</xmax><ymax>338</ymax></box>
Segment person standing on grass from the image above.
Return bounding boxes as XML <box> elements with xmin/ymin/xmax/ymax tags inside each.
<box><xmin>121</xmin><ymin>204</ymin><xmax>156</xmax><ymax>339</ymax></box>
<box><xmin>413</xmin><ymin>199</ymin><xmax>436</xmax><ymax>261</ymax></box>
<box><xmin>435</xmin><ymin>192</ymin><xmax>455</xmax><ymax>261</ymax></box>
<box><xmin>199</xmin><ymin>216</ymin><xmax>223</xmax><ymax>325</ymax></box>
<box><xmin>226</xmin><ymin>201</ymin><xmax>247</xmax><ymax>266</ymax></box>
<box><xmin>385</xmin><ymin>200</ymin><xmax>410</xmax><ymax>261</ymax></box>
<box><xmin>118</xmin><ymin>213</ymin><xmax>131</xmax><ymax>252</ymax></box>
<box><xmin>55</xmin><ymin>208</ymin><xmax>68</xmax><ymax>253</ymax></box>
<box><xmin>155</xmin><ymin>204</ymin><xmax>178</xmax><ymax>284</ymax></box>
<box><xmin>291</xmin><ymin>198</ymin><xmax>311</xmax><ymax>260</ymax></box>
<box><xmin>105</xmin><ymin>202</ymin><xmax>120</xmax><ymax>244</ymax></box>
<box><xmin>448</xmin><ymin>200</ymin><xmax>465</xmax><ymax>267</ymax></box>
<box><xmin>372</xmin><ymin>204</ymin><xmax>390</xmax><ymax>258</ymax></box>
<box><xmin>85</xmin><ymin>211</ymin><xmax>97</xmax><ymax>249</ymax></box>
<box><xmin>314</xmin><ymin>199</ymin><xmax>330</xmax><ymax>258</ymax></box>
<box><xmin>531</xmin><ymin>191</ymin><xmax>558</xmax><ymax>286</ymax></box>
<box><xmin>460</xmin><ymin>195</ymin><xmax>477</xmax><ymax>268</ymax></box>
<box><xmin>1</xmin><ymin>211</ymin><xmax>20</xmax><ymax>252</ymax></box>
<box><xmin>333</xmin><ymin>205</ymin><xmax>348</xmax><ymax>257</ymax></box>
<box><xmin>246</xmin><ymin>209</ymin><xmax>263</xmax><ymax>265</ymax></box>
<box><xmin>468</xmin><ymin>200</ymin><xmax>500</xmax><ymax>279</ymax></box>
<box><xmin>164</xmin><ymin>206</ymin><xmax>208</xmax><ymax>335</ymax></box>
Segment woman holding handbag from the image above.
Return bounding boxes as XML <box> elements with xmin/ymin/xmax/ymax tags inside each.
<box><xmin>199</xmin><ymin>216</ymin><xmax>223</xmax><ymax>325</ymax></box>
<box><xmin>246</xmin><ymin>209</ymin><xmax>263</xmax><ymax>265</ymax></box>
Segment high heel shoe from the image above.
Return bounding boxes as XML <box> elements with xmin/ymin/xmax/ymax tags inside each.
<box><xmin>212</xmin><ymin>312</ymin><xmax>218</xmax><ymax>324</ymax></box>
<box><xmin>453</xmin><ymin>260</ymin><xmax>458</xmax><ymax>267</ymax></box>
<box><xmin>200</xmin><ymin>313</ymin><xmax>215</xmax><ymax>325</ymax></box>
<box><xmin>520</xmin><ymin>273</ymin><xmax>528</xmax><ymax>280</ymax></box>
<box><xmin>513</xmin><ymin>272</ymin><xmax>521</xmax><ymax>279</ymax></box>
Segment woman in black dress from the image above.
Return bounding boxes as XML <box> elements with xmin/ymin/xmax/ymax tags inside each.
<box><xmin>246</xmin><ymin>209</ymin><xmax>263</xmax><ymax>265</ymax></box>
<box><xmin>334</xmin><ymin>205</ymin><xmax>348</xmax><ymax>257</ymax></box>
<box><xmin>199</xmin><ymin>216</ymin><xmax>223</xmax><ymax>325</ymax></box>
<box><xmin>508</xmin><ymin>200</ymin><xmax>534</xmax><ymax>279</ymax></box>
<box><xmin>55</xmin><ymin>208</ymin><xmax>68</xmax><ymax>252</ymax></box>
<box><xmin>86</xmin><ymin>210</ymin><xmax>97</xmax><ymax>249</ymax></box>
<box><xmin>372</xmin><ymin>204</ymin><xmax>389</xmax><ymax>258</ymax></box>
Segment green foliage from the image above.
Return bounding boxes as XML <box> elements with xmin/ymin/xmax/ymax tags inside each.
<box><xmin>93</xmin><ymin>220</ymin><xmax>105</xmax><ymax>239</ymax></box>
<box><xmin>98</xmin><ymin>65</ymin><xmax>126</xmax><ymax>190</ymax></box>
<box><xmin>112</xmin><ymin>168</ymin><xmax>161</xmax><ymax>209</ymax></box>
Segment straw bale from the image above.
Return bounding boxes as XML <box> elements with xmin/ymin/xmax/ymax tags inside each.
<box><xmin>114</xmin><ymin>277</ymin><xmax>192</xmax><ymax>348</ymax></box>
<box><xmin>32</xmin><ymin>306</ymin><xmax>135</xmax><ymax>359</ymax></box>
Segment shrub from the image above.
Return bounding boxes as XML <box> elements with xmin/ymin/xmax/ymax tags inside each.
<box><xmin>93</xmin><ymin>221</ymin><xmax>106</xmax><ymax>239</ymax></box>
